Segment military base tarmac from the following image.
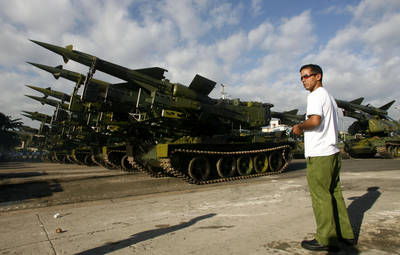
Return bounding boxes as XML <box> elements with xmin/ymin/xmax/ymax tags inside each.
<box><xmin>0</xmin><ymin>157</ymin><xmax>399</xmax><ymax>255</ymax></box>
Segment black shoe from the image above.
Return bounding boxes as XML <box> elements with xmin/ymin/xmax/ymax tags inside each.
<box><xmin>301</xmin><ymin>239</ymin><xmax>340</xmax><ymax>252</ymax></box>
<box><xmin>340</xmin><ymin>238</ymin><xmax>356</xmax><ymax>246</ymax></box>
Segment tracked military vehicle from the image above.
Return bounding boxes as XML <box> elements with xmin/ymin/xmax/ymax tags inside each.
<box><xmin>336</xmin><ymin>98</ymin><xmax>400</xmax><ymax>158</ymax></box>
<box><xmin>26</xmin><ymin>40</ymin><xmax>295</xmax><ymax>184</ymax></box>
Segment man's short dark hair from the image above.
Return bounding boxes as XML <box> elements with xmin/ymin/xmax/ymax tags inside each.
<box><xmin>300</xmin><ymin>64</ymin><xmax>323</xmax><ymax>81</ymax></box>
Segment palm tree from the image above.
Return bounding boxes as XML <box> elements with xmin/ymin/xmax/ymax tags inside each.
<box><xmin>0</xmin><ymin>112</ymin><xmax>23</xmax><ymax>155</ymax></box>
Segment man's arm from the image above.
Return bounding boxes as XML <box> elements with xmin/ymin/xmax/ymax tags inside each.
<box><xmin>292</xmin><ymin>115</ymin><xmax>321</xmax><ymax>135</ymax></box>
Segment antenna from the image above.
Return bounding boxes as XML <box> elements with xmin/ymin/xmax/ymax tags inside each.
<box><xmin>221</xmin><ymin>84</ymin><xmax>227</xmax><ymax>99</ymax></box>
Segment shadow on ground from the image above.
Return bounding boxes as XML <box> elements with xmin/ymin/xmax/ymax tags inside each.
<box><xmin>347</xmin><ymin>186</ymin><xmax>381</xmax><ymax>242</ymax></box>
<box><xmin>0</xmin><ymin>180</ymin><xmax>63</xmax><ymax>204</ymax></box>
<box><xmin>0</xmin><ymin>162</ymin><xmax>35</xmax><ymax>169</ymax></box>
<box><xmin>0</xmin><ymin>172</ymin><xmax>48</xmax><ymax>179</ymax></box>
<box><xmin>323</xmin><ymin>186</ymin><xmax>382</xmax><ymax>255</ymax></box>
<box><xmin>75</xmin><ymin>213</ymin><xmax>217</xmax><ymax>255</ymax></box>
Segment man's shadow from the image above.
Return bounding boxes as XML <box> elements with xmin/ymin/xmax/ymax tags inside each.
<box><xmin>347</xmin><ymin>186</ymin><xmax>381</xmax><ymax>242</ymax></box>
<box><xmin>75</xmin><ymin>213</ymin><xmax>216</xmax><ymax>255</ymax></box>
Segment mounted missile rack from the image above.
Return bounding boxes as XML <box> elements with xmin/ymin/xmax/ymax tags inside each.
<box><xmin>336</xmin><ymin>98</ymin><xmax>400</xmax><ymax>158</ymax></box>
<box><xmin>19</xmin><ymin>39</ymin><xmax>300</xmax><ymax>184</ymax></box>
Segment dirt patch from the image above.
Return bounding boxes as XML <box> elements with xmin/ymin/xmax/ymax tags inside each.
<box><xmin>262</xmin><ymin>240</ymin><xmax>302</xmax><ymax>254</ymax></box>
<box><xmin>360</xmin><ymin>222</ymin><xmax>400</xmax><ymax>254</ymax></box>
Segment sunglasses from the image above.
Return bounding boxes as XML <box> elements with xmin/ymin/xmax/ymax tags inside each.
<box><xmin>301</xmin><ymin>73</ymin><xmax>317</xmax><ymax>80</ymax></box>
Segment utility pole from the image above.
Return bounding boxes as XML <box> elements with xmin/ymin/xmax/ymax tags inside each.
<box><xmin>221</xmin><ymin>84</ymin><xmax>226</xmax><ymax>99</ymax></box>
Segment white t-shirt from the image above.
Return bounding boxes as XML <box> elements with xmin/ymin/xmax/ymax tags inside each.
<box><xmin>304</xmin><ymin>87</ymin><xmax>340</xmax><ymax>157</ymax></box>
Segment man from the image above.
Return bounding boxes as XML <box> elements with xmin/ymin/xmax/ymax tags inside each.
<box><xmin>293</xmin><ymin>64</ymin><xmax>355</xmax><ymax>252</ymax></box>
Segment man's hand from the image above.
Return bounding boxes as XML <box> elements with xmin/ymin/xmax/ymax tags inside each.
<box><xmin>293</xmin><ymin>124</ymin><xmax>303</xmax><ymax>135</ymax></box>
<box><xmin>293</xmin><ymin>115</ymin><xmax>321</xmax><ymax>135</ymax></box>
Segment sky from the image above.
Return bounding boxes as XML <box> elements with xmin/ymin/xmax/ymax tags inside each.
<box><xmin>0</xmin><ymin>0</ymin><xmax>399</xmax><ymax>131</ymax></box>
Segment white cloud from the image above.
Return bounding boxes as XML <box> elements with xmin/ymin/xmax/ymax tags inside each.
<box><xmin>266</xmin><ymin>11</ymin><xmax>316</xmax><ymax>55</ymax></box>
<box><xmin>216</xmin><ymin>32</ymin><xmax>247</xmax><ymax>65</ymax></box>
<box><xmin>161</xmin><ymin>0</ymin><xmax>210</xmax><ymax>41</ymax></box>
<box><xmin>239</xmin><ymin>11</ymin><xmax>316</xmax><ymax>86</ymax></box>
<box><xmin>361</xmin><ymin>13</ymin><xmax>400</xmax><ymax>58</ymax></box>
<box><xmin>324</xmin><ymin>26</ymin><xmax>361</xmax><ymax>50</ymax></box>
<box><xmin>251</xmin><ymin>0</ymin><xmax>263</xmax><ymax>16</ymax></box>
<box><xmin>164</xmin><ymin>42</ymin><xmax>224</xmax><ymax>85</ymax></box>
<box><xmin>0</xmin><ymin>0</ymin><xmax>76</xmax><ymax>36</ymax></box>
<box><xmin>350</xmin><ymin>0</ymin><xmax>400</xmax><ymax>24</ymax></box>
<box><xmin>248</xmin><ymin>21</ymin><xmax>274</xmax><ymax>49</ymax></box>
<box><xmin>210</xmin><ymin>2</ymin><xmax>241</xmax><ymax>28</ymax></box>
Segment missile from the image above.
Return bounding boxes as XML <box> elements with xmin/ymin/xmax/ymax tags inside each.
<box><xmin>335</xmin><ymin>97</ymin><xmax>364</xmax><ymax>112</ymax></box>
<box><xmin>22</xmin><ymin>110</ymin><xmax>51</xmax><ymax>118</ymax></box>
<box><xmin>356</xmin><ymin>101</ymin><xmax>394</xmax><ymax>117</ymax></box>
<box><xmin>30</xmin><ymin>40</ymin><xmax>276</xmax><ymax>129</ymax></box>
<box><xmin>21</xmin><ymin>113</ymin><xmax>34</xmax><ymax>119</ymax></box>
<box><xmin>27</xmin><ymin>62</ymin><xmax>110</xmax><ymax>88</ymax></box>
<box><xmin>25</xmin><ymin>95</ymin><xmax>69</xmax><ymax>109</ymax></box>
<box><xmin>22</xmin><ymin>113</ymin><xmax>51</xmax><ymax>123</ymax></box>
<box><xmin>342</xmin><ymin>110</ymin><xmax>368</xmax><ymax>121</ymax></box>
<box><xmin>20</xmin><ymin>125</ymin><xmax>39</xmax><ymax>134</ymax></box>
<box><xmin>21</xmin><ymin>111</ymin><xmax>52</xmax><ymax>123</ymax></box>
<box><xmin>29</xmin><ymin>40</ymin><xmax>220</xmax><ymax>101</ymax></box>
<box><xmin>271</xmin><ymin>109</ymin><xmax>305</xmax><ymax>125</ymax></box>
<box><xmin>26</xmin><ymin>85</ymin><xmax>71</xmax><ymax>102</ymax></box>
<box><xmin>335</xmin><ymin>97</ymin><xmax>395</xmax><ymax>118</ymax></box>
<box><xmin>27</xmin><ymin>62</ymin><xmax>123</xmax><ymax>107</ymax></box>
<box><xmin>30</xmin><ymin>40</ymin><xmax>167</xmax><ymax>92</ymax></box>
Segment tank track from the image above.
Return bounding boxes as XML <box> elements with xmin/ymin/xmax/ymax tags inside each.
<box><xmin>385</xmin><ymin>141</ymin><xmax>400</xmax><ymax>158</ymax></box>
<box><xmin>90</xmin><ymin>154</ymin><xmax>104</xmax><ymax>167</ymax></box>
<box><xmin>70</xmin><ymin>153</ymin><xmax>88</xmax><ymax>165</ymax></box>
<box><xmin>54</xmin><ymin>153</ymin><xmax>69</xmax><ymax>163</ymax></box>
<box><xmin>127</xmin><ymin>156</ymin><xmax>168</xmax><ymax>177</ymax></box>
<box><xmin>103</xmin><ymin>149</ymin><xmax>125</xmax><ymax>170</ymax></box>
<box><xmin>121</xmin><ymin>155</ymin><xmax>136</xmax><ymax>172</ymax></box>
<box><xmin>160</xmin><ymin>144</ymin><xmax>291</xmax><ymax>185</ymax></box>
<box><xmin>66</xmin><ymin>154</ymin><xmax>74</xmax><ymax>164</ymax></box>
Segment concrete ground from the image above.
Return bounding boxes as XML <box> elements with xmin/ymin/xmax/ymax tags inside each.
<box><xmin>0</xmin><ymin>159</ymin><xmax>399</xmax><ymax>254</ymax></box>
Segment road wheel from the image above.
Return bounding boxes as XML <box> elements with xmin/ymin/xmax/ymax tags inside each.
<box><xmin>188</xmin><ymin>156</ymin><xmax>210</xmax><ymax>181</ymax></box>
<box><xmin>269</xmin><ymin>151</ymin><xmax>283</xmax><ymax>172</ymax></box>
<box><xmin>387</xmin><ymin>146</ymin><xmax>393</xmax><ymax>155</ymax></box>
<box><xmin>84</xmin><ymin>154</ymin><xmax>94</xmax><ymax>166</ymax></box>
<box><xmin>284</xmin><ymin>148</ymin><xmax>293</xmax><ymax>162</ymax></box>
<box><xmin>253</xmin><ymin>153</ymin><xmax>269</xmax><ymax>173</ymax></box>
<box><xmin>392</xmin><ymin>146</ymin><xmax>399</xmax><ymax>158</ymax></box>
<box><xmin>61</xmin><ymin>154</ymin><xmax>70</xmax><ymax>164</ymax></box>
<box><xmin>216</xmin><ymin>155</ymin><xmax>236</xmax><ymax>177</ymax></box>
<box><xmin>236</xmin><ymin>155</ymin><xmax>253</xmax><ymax>176</ymax></box>
<box><xmin>121</xmin><ymin>155</ymin><xmax>134</xmax><ymax>171</ymax></box>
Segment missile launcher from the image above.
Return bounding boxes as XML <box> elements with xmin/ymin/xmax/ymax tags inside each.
<box><xmin>27</xmin><ymin>40</ymin><xmax>296</xmax><ymax>183</ymax></box>
<box><xmin>335</xmin><ymin>98</ymin><xmax>400</xmax><ymax>158</ymax></box>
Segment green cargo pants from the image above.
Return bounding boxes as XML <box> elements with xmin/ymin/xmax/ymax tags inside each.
<box><xmin>306</xmin><ymin>153</ymin><xmax>354</xmax><ymax>246</ymax></box>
